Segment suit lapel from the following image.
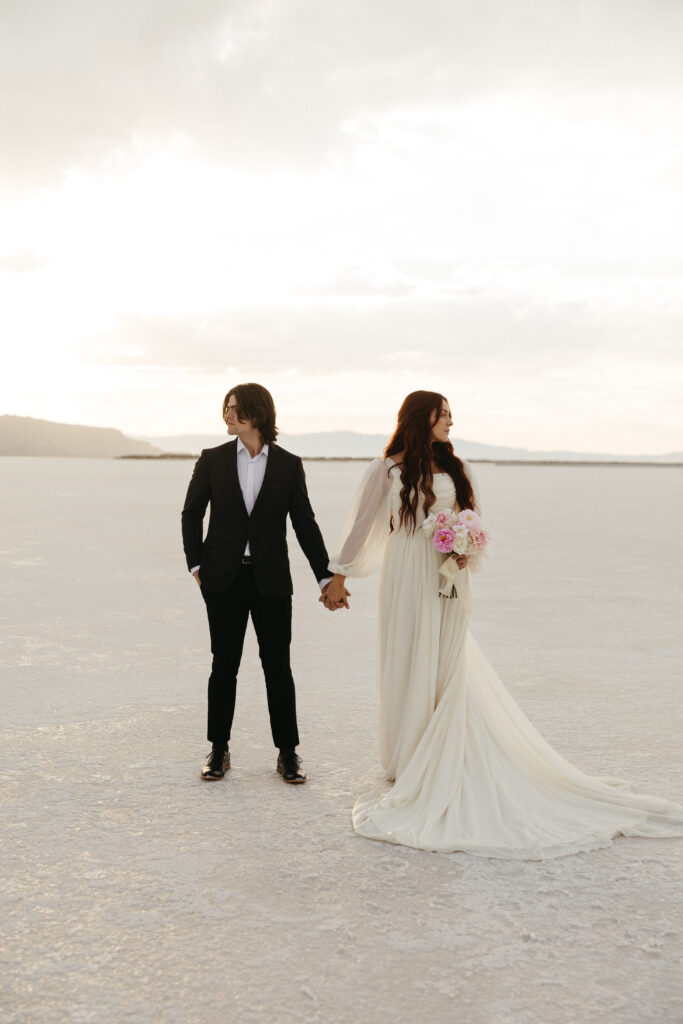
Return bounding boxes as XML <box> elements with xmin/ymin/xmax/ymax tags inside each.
<box><xmin>225</xmin><ymin>439</ymin><xmax>249</xmax><ymax>517</ymax></box>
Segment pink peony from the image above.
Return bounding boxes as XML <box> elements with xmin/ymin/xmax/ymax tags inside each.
<box><xmin>433</xmin><ymin>528</ymin><xmax>456</xmax><ymax>553</ymax></box>
<box><xmin>467</xmin><ymin>528</ymin><xmax>488</xmax><ymax>551</ymax></box>
<box><xmin>435</xmin><ymin>511</ymin><xmax>451</xmax><ymax>526</ymax></box>
<box><xmin>457</xmin><ymin>508</ymin><xmax>481</xmax><ymax>529</ymax></box>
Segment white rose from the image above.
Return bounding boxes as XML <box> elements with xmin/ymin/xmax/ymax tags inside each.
<box><xmin>451</xmin><ymin>525</ymin><xmax>469</xmax><ymax>554</ymax></box>
<box><xmin>422</xmin><ymin>514</ymin><xmax>437</xmax><ymax>537</ymax></box>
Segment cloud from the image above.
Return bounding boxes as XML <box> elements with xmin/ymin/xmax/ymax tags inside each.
<box><xmin>81</xmin><ymin>292</ymin><xmax>681</xmax><ymax>380</ymax></box>
<box><xmin>0</xmin><ymin>250</ymin><xmax>47</xmax><ymax>273</ymax></box>
<box><xmin>1</xmin><ymin>0</ymin><xmax>682</xmax><ymax>187</ymax></box>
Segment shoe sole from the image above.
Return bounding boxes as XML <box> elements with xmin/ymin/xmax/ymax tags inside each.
<box><xmin>201</xmin><ymin>764</ymin><xmax>231</xmax><ymax>780</ymax></box>
<box><xmin>277</xmin><ymin>766</ymin><xmax>307</xmax><ymax>784</ymax></box>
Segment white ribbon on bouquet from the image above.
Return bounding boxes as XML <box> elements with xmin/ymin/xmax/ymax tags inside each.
<box><xmin>438</xmin><ymin>555</ymin><xmax>472</xmax><ymax>611</ymax></box>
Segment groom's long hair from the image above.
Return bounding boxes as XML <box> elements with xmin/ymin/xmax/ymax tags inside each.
<box><xmin>223</xmin><ymin>383</ymin><xmax>278</xmax><ymax>444</ymax></box>
<box><xmin>385</xmin><ymin>390</ymin><xmax>477</xmax><ymax>532</ymax></box>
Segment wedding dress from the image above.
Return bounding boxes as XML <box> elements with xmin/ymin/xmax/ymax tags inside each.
<box><xmin>329</xmin><ymin>457</ymin><xmax>683</xmax><ymax>860</ymax></box>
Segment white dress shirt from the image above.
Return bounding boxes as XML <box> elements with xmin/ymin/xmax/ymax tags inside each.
<box><xmin>191</xmin><ymin>438</ymin><xmax>331</xmax><ymax>590</ymax></box>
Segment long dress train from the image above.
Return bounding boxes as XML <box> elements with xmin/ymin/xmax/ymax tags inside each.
<box><xmin>329</xmin><ymin>457</ymin><xmax>683</xmax><ymax>860</ymax></box>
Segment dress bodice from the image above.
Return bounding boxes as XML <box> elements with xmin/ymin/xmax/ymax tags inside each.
<box><xmin>388</xmin><ymin>464</ymin><xmax>457</xmax><ymax>530</ymax></box>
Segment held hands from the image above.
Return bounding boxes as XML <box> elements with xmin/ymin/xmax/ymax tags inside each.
<box><xmin>452</xmin><ymin>554</ymin><xmax>469</xmax><ymax>571</ymax></box>
<box><xmin>320</xmin><ymin>575</ymin><xmax>351</xmax><ymax>612</ymax></box>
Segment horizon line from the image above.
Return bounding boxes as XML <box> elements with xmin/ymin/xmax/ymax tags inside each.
<box><xmin>1</xmin><ymin>412</ymin><xmax>680</xmax><ymax>460</ymax></box>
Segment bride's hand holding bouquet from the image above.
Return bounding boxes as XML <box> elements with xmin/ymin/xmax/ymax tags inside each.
<box><xmin>422</xmin><ymin>508</ymin><xmax>488</xmax><ymax>598</ymax></box>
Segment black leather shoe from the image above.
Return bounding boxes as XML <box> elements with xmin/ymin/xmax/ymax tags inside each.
<box><xmin>277</xmin><ymin>749</ymin><xmax>307</xmax><ymax>784</ymax></box>
<box><xmin>201</xmin><ymin>745</ymin><xmax>230</xmax><ymax>780</ymax></box>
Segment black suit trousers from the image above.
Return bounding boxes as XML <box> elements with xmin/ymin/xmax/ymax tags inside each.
<box><xmin>201</xmin><ymin>564</ymin><xmax>299</xmax><ymax>750</ymax></box>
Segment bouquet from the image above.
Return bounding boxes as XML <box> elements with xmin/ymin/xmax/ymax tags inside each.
<box><xmin>422</xmin><ymin>508</ymin><xmax>488</xmax><ymax>598</ymax></box>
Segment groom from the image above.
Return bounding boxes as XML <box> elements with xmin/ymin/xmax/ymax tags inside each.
<box><xmin>181</xmin><ymin>383</ymin><xmax>338</xmax><ymax>783</ymax></box>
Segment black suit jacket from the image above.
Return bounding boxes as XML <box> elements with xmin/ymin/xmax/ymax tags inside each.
<box><xmin>181</xmin><ymin>440</ymin><xmax>331</xmax><ymax>597</ymax></box>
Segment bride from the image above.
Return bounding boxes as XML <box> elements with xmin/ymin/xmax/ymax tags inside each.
<box><xmin>322</xmin><ymin>390</ymin><xmax>683</xmax><ymax>860</ymax></box>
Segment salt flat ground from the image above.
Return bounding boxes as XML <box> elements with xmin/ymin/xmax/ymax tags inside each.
<box><xmin>1</xmin><ymin>456</ymin><xmax>682</xmax><ymax>1024</ymax></box>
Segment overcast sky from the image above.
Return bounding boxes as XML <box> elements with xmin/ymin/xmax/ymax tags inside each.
<box><xmin>1</xmin><ymin>0</ymin><xmax>681</xmax><ymax>452</ymax></box>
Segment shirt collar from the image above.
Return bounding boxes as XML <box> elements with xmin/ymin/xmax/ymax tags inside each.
<box><xmin>237</xmin><ymin>437</ymin><xmax>269</xmax><ymax>460</ymax></box>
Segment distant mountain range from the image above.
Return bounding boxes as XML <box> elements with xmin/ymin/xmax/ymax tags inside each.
<box><xmin>138</xmin><ymin>430</ymin><xmax>682</xmax><ymax>464</ymax></box>
<box><xmin>0</xmin><ymin>415</ymin><xmax>160</xmax><ymax>457</ymax></box>
<box><xmin>0</xmin><ymin>416</ymin><xmax>679</xmax><ymax>463</ymax></box>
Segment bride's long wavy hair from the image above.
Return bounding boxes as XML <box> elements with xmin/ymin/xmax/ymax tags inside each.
<box><xmin>384</xmin><ymin>390</ymin><xmax>477</xmax><ymax>532</ymax></box>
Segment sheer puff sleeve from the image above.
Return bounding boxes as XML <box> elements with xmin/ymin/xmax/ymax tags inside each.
<box><xmin>328</xmin><ymin>458</ymin><xmax>394</xmax><ymax>577</ymax></box>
